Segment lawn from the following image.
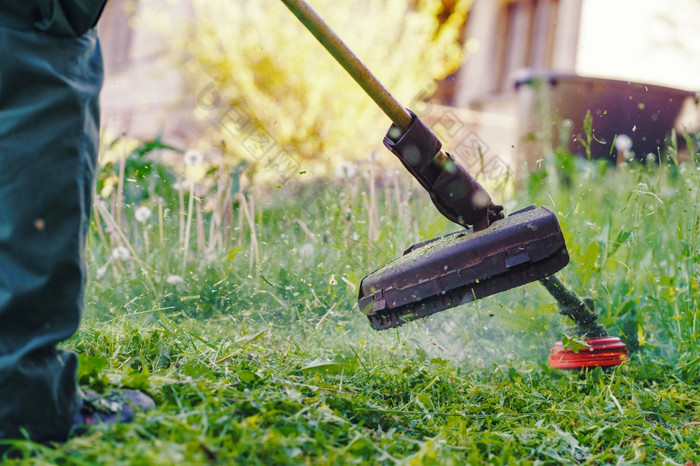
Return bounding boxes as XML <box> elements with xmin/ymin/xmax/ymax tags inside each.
<box><xmin>3</xmin><ymin>141</ymin><xmax>699</xmax><ymax>464</ymax></box>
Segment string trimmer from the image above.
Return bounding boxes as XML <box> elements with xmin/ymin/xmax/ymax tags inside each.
<box><xmin>280</xmin><ymin>0</ymin><xmax>627</xmax><ymax>369</ymax></box>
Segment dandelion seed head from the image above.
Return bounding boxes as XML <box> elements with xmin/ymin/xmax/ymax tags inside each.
<box><xmin>184</xmin><ymin>150</ymin><xmax>204</xmax><ymax>167</ymax></box>
<box><xmin>335</xmin><ymin>161</ymin><xmax>357</xmax><ymax>179</ymax></box>
<box><xmin>111</xmin><ymin>246</ymin><xmax>130</xmax><ymax>261</ymax></box>
<box><xmin>166</xmin><ymin>275</ymin><xmax>185</xmax><ymax>285</ymax></box>
<box><xmin>134</xmin><ymin>206</ymin><xmax>152</xmax><ymax>223</ymax></box>
<box><xmin>615</xmin><ymin>134</ymin><xmax>633</xmax><ymax>152</ymax></box>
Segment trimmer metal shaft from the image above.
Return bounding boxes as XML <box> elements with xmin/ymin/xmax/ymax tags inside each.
<box><xmin>280</xmin><ymin>0</ymin><xmax>412</xmax><ymax>130</ymax></box>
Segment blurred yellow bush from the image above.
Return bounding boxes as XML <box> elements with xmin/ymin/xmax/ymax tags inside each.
<box><xmin>147</xmin><ymin>0</ymin><xmax>470</xmax><ymax>181</ymax></box>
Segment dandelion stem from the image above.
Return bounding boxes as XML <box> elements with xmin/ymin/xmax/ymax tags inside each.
<box><xmin>92</xmin><ymin>200</ymin><xmax>107</xmax><ymax>245</ymax></box>
<box><xmin>182</xmin><ymin>179</ymin><xmax>195</xmax><ymax>274</ymax></box>
<box><xmin>178</xmin><ymin>186</ymin><xmax>186</xmax><ymax>249</ymax></box>
<box><xmin>158</xmin><ymin>201</ymin><xmax>165</xmax><ymax>248</ymax></box>
<box><xmin>239</xmin><ymin>192</ymin><xmax>259</xmax><ymax>272</ymax></box>
<box><xmin>196</xmin><ymin>196</ymin><xmax>206</xmax><ymax>252</ymax></box>
<box><xmin>116</xmin><ymin>137</ymin><xmax>127</xmax><ymax>228</ymax></box>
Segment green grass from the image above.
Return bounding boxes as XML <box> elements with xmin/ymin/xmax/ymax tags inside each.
<box><xmin>2</xmin><ymin>145</ymin><xmax>699</xmax><ymax>464</ymax></box>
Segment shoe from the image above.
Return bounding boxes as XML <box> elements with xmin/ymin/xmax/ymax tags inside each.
<box><xmin>71</xmin><ymin>388</ymin><xmax>155</xmax><ymax>434</ymax></box>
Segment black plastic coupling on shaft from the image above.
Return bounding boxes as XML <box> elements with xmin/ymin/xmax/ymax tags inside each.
<box><xmin>383</xmin><ymin>111</ymin><xmax>503</xmax><ymax>229</ymax></box>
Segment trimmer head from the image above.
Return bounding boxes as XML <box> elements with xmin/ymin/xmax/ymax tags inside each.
<box><xmin>549</xmin><ymin>337</ymin><xmax>628</xmax><ymax>369</ymax></box>
<box><xmin>359</xmin><ymin>206</ymin><xmax>569</xmax><ymax>330</ymax></box>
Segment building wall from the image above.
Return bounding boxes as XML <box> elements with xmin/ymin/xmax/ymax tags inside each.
<box><xmin>98</xmin><ymin>0</ymin><xmax>194</xmax><ymax>147</ymax></box>
<box><xmin>577</xmin><ymin>0</ymin><xmax>700</xmax><ymax>92</ymax></box>
<box><xmin>454</xmin><ymin>0</ymin><xmax>583</xmax><ymax>108</ymax></box>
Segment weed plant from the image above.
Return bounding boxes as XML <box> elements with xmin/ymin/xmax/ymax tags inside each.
<box><xmin>2</xmin><ymin>140</ymin><xmax>698</xmax><ymax>464</ymax></box>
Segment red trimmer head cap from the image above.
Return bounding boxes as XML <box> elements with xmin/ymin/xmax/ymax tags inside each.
<box><xmin>549</xmin><ymin>337</ymin><xmax>628</xmax><ymax>369</ymax></box>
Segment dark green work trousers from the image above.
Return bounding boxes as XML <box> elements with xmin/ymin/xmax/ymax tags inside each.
<box><xmin>0</xmin><ymin>2</ymin><xmax>105</xmax><ymax>441</ymax></box>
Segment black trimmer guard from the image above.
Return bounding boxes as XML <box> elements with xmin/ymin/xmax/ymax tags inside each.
<box><xmin>359</xmin><ymin>206</ymin><xmax>569</xmax><ymax>330</ymax></box>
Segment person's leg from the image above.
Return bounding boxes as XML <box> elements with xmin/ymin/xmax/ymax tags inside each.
<box><xmin>0</xmin><ymin>26</ymin><xmax>102</xmax><ymax>441</ymax></box>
